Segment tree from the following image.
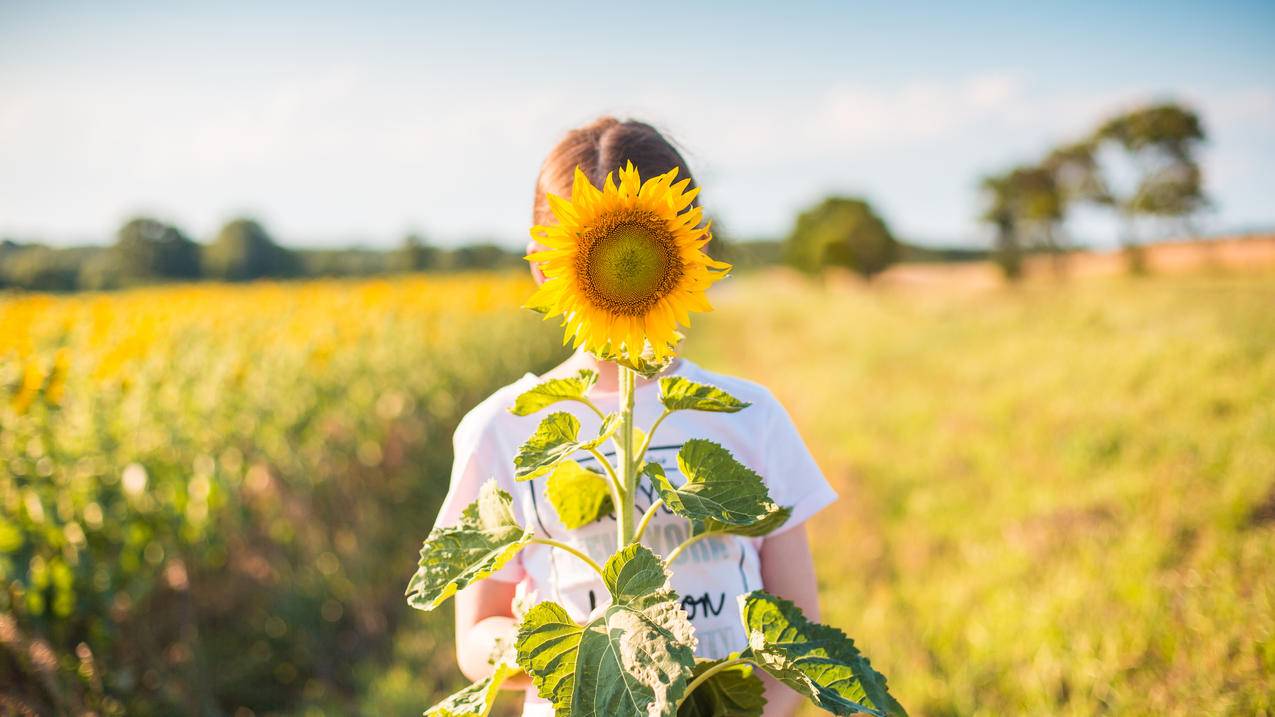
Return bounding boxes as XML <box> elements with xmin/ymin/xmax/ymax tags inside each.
<box><xmin>980</xmin><ymin>162</ymin><xmax>1078</xmax><ymax>280</ymax></box>
<box><xmin>390</xmin><ymin>233</ymin><xmax>438</xmax><ymax>273</ymax></box>
<box><xmin>1091</xmin><ymin>102</ymin><xmax>1207</xmax><ymax>271</ymax></box>
<box><xmin>979</xmin><ymin>174</ymin><xmax>1024</xmax><ymax>280</ymax></box>
<box><xmin>204</xmin><ymin>219</ymin><xmax>295</xmax><ymax>281</ymax></box>
<box><xmin>114</xmin><ymin>217</ymin><xmax>201</xmax><ymax>281</ymax></box>
<box><xmin>783</xmin><ymin>197</ymin><xmax>898</xmax><ymax>278</ymax></box>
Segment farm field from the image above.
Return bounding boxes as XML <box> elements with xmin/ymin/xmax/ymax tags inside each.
<box><xmin>3</xmin><ymin>263</ymin><xmax>1273</xmax><ymax>716</ymax></box>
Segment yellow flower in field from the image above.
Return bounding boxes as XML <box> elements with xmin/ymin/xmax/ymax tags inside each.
<box><xmin>524</xmin><ymin>162</ymin><xmax>730</xmax><ymax>362</ymax></box>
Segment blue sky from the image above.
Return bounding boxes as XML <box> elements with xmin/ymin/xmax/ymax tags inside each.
<box><xmin>1</xmin><ymin>1</ymin><xmax>1272</xmax><ymax>248</ymax></box>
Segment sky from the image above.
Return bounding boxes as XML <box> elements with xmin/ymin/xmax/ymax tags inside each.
<box><xmin>1</xmin><ymin>1</ymin><xmax>1272</xmax><ymax>249</ymax></box>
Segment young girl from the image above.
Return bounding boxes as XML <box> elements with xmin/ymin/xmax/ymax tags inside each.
<box><xmin>435</xmin><ymin>117</ymin><xmax>838</xmax><ymax>717</ymax></box>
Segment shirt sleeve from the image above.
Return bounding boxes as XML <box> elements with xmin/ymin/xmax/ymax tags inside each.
<box><xmin>432</xmin><ymin>412</ymin><xmax>527</xmax><ymax>583</ymax></box>
<box><xmin>761</xmin><ymin>395</ymin><xmax>839</xmax><ymax>537</ymax></box>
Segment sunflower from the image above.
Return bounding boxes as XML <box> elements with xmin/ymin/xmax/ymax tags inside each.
<box><xmin>524</xmin><ymin>162</ymin><xmax>730</xmax><ymax>362</ymax></box>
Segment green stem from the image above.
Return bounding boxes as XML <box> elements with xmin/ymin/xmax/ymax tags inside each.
<box><xmin>586</xmin><ymin>447</ymin><xmax>623</xmax><ymax>498</ymax></box>
<box><xmin>676</xmin><ymin>656</ymin><xmax>754</xmax><ymax>709</ymax></box>
<box><xmin>575</xmin><ymin>397</ymin><xmax>607</xmax><ymax>421</ymax></box>
<box><xmin>637</xmin><ymin>408</ymin><xmax>672</xmax><ymax>461</ymax></box>
<box><xmin>666</xmin><ymin>531</ymin><xmax>716</xmax><ymax>565</ymax></box>
<box><xmin>614</xmin><ymin>364</ymin><xmax>639</xmax><ymax>548</ymax></box>
<box><xmin>632</xmin><ymin>498</ymin><xmax>663</xmax><ymax>544</ymax></box>
<box><xmin>530</xmin><ymin>537</ymin><xmax>606</xmax><ymax>578</ymax></box>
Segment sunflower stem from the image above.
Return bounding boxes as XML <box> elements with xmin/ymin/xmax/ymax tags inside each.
<box><xmin>675</xmin><ymin>656</ymin><xmax>754</xmax><ymax>709</ymax></box>
<box><xmin>615</xmin><ymin>364</ymin><xmax>639</xmax><ymax>549</ymax></box>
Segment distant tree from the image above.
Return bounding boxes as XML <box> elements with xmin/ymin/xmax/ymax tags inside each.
<box><xmin>447</xmin><ymin>243</ymin><xmax>522</xmax><ymax>271</ymax></box>
<box><xmin>391</xmin><ymin>233</ymin><xmax>439</xmax><ymax>273</ymax></box>
<box><xmin>980</xmin><ymin>163</ymin><xmax>1076</xmax><ymax>280</ymax></box>
<box><xmin>0</xmin><ymin>246</ymin><xmax>81</xmax><ymax>291</ymax></box>
<box><xmin>114</xmin><ymin>217</ymin><xmax>201</xmax><ymax>281</ymax></box>
<box><xmin>979</xmin><ymin>174</ymin><xmax>1024</xmax><ymax>280</ymax></box>
<box><xmin>784</xmin><ymin>197</ymin><xmax>898</xmax><ymax>278</ymax></box>
<box><xmin>204</xmin><ymin>219</ymin><xmax>295</xmax><ymax>281</ymax></box>
<box><xmin>1090</xmin><ymin>102</ymin><xmax>1207</xmax><ymax>271</ymax></box>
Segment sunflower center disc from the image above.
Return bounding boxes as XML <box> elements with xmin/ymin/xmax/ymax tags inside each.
<box><xmin>579</xmin><ymin>215</ymin><xmax>683</xmax><ymax>315</ymax></box>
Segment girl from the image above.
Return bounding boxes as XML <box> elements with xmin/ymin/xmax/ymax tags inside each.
<box><xmin>435</xmin><ymin>117</ymin><xmax>838</xmax><ymax>717</ymax></box>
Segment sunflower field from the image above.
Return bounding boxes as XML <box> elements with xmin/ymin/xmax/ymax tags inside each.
<box><xmin>2</xmin><ymin>267</ymin><xmax>1273</xmax><ymax>715</ymax></box>
<box><xmin>0</xmin><ymin>275</ymin><xmax>566</xmax><ymax>715</ymax></box>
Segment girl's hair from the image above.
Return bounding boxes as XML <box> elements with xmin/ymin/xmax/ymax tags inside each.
<box><xmin>532</xmin><ymin>117</ymin><xmax>698</xmax><ymax>225</ymax></box>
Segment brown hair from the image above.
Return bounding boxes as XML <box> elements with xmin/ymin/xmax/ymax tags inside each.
<box><xmin>532</xmin><ymin>117</ymin><xmax>698</xmax><ymax>225</ymax></box>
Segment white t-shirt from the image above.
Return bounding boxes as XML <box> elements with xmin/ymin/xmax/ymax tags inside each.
<box><xmin>434</xmin><ymin>358</ymin><xmax>838</xmax><ymax>716</ymax></box>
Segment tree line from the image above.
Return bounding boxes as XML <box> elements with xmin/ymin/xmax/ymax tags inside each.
<box><xmin>0</xmin><ymin>219</ymin><xmax>526</xmax><ymax>292</ymax></box>
<box><xmin>1</xmin><ymin>101</ymin><xmax>1210</xmax><ymax>291</ymax></box>
<box><xmin>780</xmin><ymin>100</ymin><xmax>1207</xmax><ymax>280</ymax></box>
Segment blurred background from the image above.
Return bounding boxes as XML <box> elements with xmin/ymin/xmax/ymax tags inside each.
<box><xmin>1</xmin><ymin>1</ymin><xmax>1272</xmax><ymax>715</ymax></box>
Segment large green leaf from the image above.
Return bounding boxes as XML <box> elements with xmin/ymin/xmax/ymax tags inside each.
<box><xmin>516</xmin><ymin>544</ymin><xmax>697</xmax><ymax>717</ymax></box>
<box><xmin>658</xmin><ymin>377</ymin><xmax>751</xmax><ymax>414</ymax></box>
<box><xmin>641</xmin><ymin>440</ymin><xmax>777</xmax><ymax>528</ymax></box>
<box><xmin>508</xmin><ymin>369</ymin><xmax>599</xmax><ymax>416</ymax></box>
<box><xmin>405</xmin><ymin>481</ymin><xmax>531</xmax><ymax>611</ymax></box>
<box><xmin>678</xmin><ymin>657</ymin><xmax>766</xmax><ymax>717</ymax></box>
<box><xmin>696</xmin><ymin>505</ymin><xmax>792</xmax><ymax>538</ymax></box>
<box><xmin>739</xmin><ymin>591</ymin><xmax>907</xmax><ymax>717</ymax></box>
<box><xmin>546</xmin><ymin>461</ymin><xmax>613</xmax><ymax>529</ymax></box>
<box><xmin>425</xmin><ymin>661</ymin><xmax>518</xmax><ymax>717</ymax></box>
<box><xmin>514</xmin><ymin>411</ymin><xmax>621</xmax><ymax>480</ymax></box>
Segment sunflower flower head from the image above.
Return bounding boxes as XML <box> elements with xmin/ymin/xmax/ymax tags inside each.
<box><xmin>524</xmin><ymin>162</ymin><xmax>730</xmax><ymax>363</ymax></box>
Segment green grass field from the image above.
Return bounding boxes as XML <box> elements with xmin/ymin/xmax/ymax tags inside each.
<box><xmin>686</xmin><ymin>270</ymin><xmax>1275</xmax><ymax>715</ymax></box>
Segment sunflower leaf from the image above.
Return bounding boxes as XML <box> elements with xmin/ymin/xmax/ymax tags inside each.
<box><xmin>545</xmin><ymin>461</ymin><xmax>613</xmax><ymax>529</ymax></box>
<box><xmin>739</xmin><ymin>591</ymin><xmax>907</xmax><ymax>717</ymax></box>
<box><xmin>641</xmin><ymin>440</ymin><xmax>777</xmax><ymax>528</ymax></box>
<box><xmin>659</xmin><ymin>377</ymin><xmax>752</xmax><ymax>414</ymax></box>
<box><xmin>424</xmin><ymin>661</ymin><xmax>518</xmax><ymax>717</ymax></box>
<box><xmin>514</xmin><ymin>412</ymin><xmax>621</xmax><ymax>480</ymax></box>
<box><xmin>516</xmin><ymin>544</ymin><xmax>697</xmax><ymax>717</ymax></box>
<box><xmin>696</xmin><ymin>505</ymin><xmax>793</xmax><ymax>538</ymax></box>
<box><xmin>509</xmin><ymin>370</ymin><xmax>599</xmax><ymax>416</ymax></box>
<box><xmin>406</xmin><ymin>481</ymin><xmax>531</xmax><ymax>611</ymax></box>
<box><xmin>678</xmin><ymin>657</ymin><xmax>767</xmax><ymax>717</ymax></box>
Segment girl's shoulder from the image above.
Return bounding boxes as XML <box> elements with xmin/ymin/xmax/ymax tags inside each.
<box><xmin>452</xmin><ymin>372</ymin><xmax>541</xmax><ymax>449</ymax></box>
<box><xmin>679</xmin><ymin>362</ymin><xmax>778</xmax><ymax>412</ymax></box>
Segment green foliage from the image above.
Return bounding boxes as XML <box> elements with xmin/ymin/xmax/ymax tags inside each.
<box><xmin>204</xmin><ymin>218</ymin><xmax>296</xmax><ymax>281</ymax></box>
<box><xmin>642</xmin><ymin>441</ymin><xmax>778</xmax><ymax>527</ymax></box>
<box><xmin>512</xmin><ymin>411</ymin><xmax>620</xmax><ymax>480</ymax></box>
<box><xmin>425</xmin><ymin>662</ymin><xmax>518</xmax><ymax>717</ymax></box>
<box><xmin>545</xmin><ymin>461</ymin><xmax>613</xmax><ymax>529</ymax></box>
<box><xmin>113</xmin><ymin>217</ymin><xmax>202</xmax><ymax>280</ymax></box>
<box><xmin>784</xmin><ymin>197</ymin><xmax>899</xmax><ymax>278</ymax></box>
<box><xmin>392</xmin><ymin>233</ymin><xmax>441</xmax><ymax>273</ymax></box>
<box><xmin>979</xmin><ymin>165</ymin><xmax>1067</xmax><ymax>280</ymax></box>
<box><xmin>678</xmin><ymin>658</ymin><xmax>767</xmax><ymax>717</ymax></box>
<box><xmin>508</xmin><ymin>369</ymin><xmax>599</xmax><ymax>416</ymax></box>
<box><xmin>515</xmin><ymin>545</ymin><xmax>697</xmax><ymax>717</ymax></box>
<box><xmin>696</xmin><ymin>505</ymin><xmax>792</xmax><ymax>538</ymax></box>
<box><xmin>658</xmin><ymin>376</ymin><xmax>751</xmax><ymax>413</ymax></box>
<box><xmin>405</xmin><ymin>481</ymin><xmax>533</xmax><ymax>611</ymax></box>
<box><xmin>740</xmin><ymin>591</ymin><xmax>905</xmax><ymax>716</ymax></box>
<box><xmin>1094</xmin><ymin>103</ymin><xmax>1208</xmax><ymax>241</ymax></box>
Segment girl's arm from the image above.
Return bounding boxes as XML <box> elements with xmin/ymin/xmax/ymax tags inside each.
<box><xmin>758</xmin><ymin>524</ymin><xmax>822</xmax><ymax>717</ymax></box>
<box><xmin>453</xmin><ymin>579</ymin><xmax>531</xmax><ymax>690</ymax></box>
